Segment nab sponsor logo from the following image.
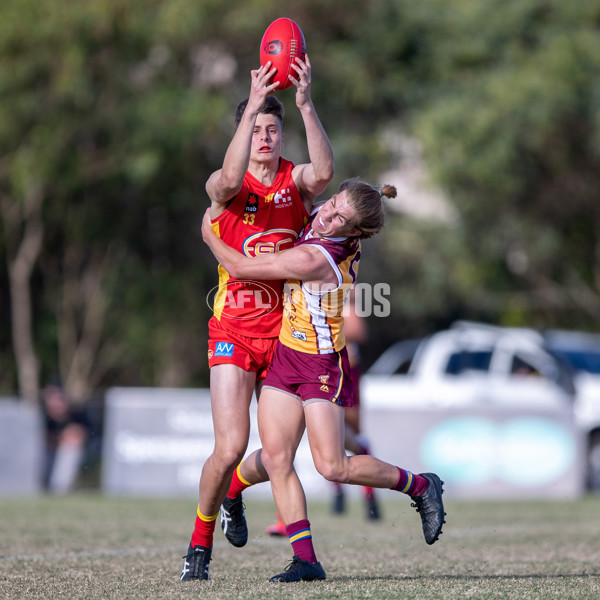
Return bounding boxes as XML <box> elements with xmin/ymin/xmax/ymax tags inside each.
<box><xmin>214</xmin><ymin>342</ymin><xmax>234</xmax><ymax>357</ymax></box>
<box><xmin>245</xmin><ymin>193</ymin><xmax>259</xmax><ymax>213</ymax></box>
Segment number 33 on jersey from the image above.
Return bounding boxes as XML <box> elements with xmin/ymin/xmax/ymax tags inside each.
<box><xmin>208</xmin><ymin>158</ymin><xmax>309</xmax><ymax>338</ymax></box>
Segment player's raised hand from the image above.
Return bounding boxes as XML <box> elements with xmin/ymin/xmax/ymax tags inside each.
<box><xmin>290</xmin><ymin>54</ymin><xmax>312</xmax><ymax>110</ymax></box>
<box><xmin>247</xmin><ymin>61</ymin><xmax>280</xmax><ymax>113</ymax></box>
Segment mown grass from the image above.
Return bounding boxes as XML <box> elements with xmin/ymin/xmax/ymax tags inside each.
<box><xmin>1</xmin><ymin>493</ymin><xmax>599</xmax><ymax>599</ymax></box>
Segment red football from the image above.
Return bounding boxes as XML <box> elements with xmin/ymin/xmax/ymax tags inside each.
<box><xmin>259</xmin><ymin>18</ymin><xmax>306</xmax><ymax>90</ymax></box>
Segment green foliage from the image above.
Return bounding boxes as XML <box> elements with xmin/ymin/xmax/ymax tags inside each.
<box><xmin>353</xmin><ymin>0</ymin><xmax>600</xmax><ymax>349</ymax></box>
<box><xmin>410</xmin><ymin>1</ymin><xmax>600</xmax><ymax>325</ymax></box>
<box><xmin>2</xmin><ymin>0</ymin><xmax>600</xmax><ymax>395</ymax></box>
<box><xmin>0</xmin><ymin>0</ymin><xmax>222</xmax><ymax>395</ymax></box>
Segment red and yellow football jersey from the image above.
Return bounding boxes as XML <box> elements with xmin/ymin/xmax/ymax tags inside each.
<box><xmin>279</xmin><ymin>209</ymin><xmax>362</xmax><ymax>354</ymax></box>
<box><xmin>210</xmin><ymin>159</ymin><xmax>309</xmax><ymax>338</ymax></box>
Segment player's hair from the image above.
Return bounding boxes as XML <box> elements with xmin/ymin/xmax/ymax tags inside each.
<box><xmin>338</xmin><ymin>178</ymin><xmax>396</xmax><ymax>239</ymax></box>
<box><xmin>235</xmin><ymin>96</ymin><xmax>285</xmax><ymax>128</ymax></box>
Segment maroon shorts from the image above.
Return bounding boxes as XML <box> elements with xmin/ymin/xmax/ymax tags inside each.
<box><xmin>348</xmin><ymin>364</ymin><xmax>362</xmax><ymax>407</ymax></box>
<box><xmin>207</xmin><ymin>317</ymin><xmax>278</xmax><ymax>380</ymax></box>
<box><xmin>263</xmin><ymin>342</ymin><xmax>355</xmax><ymax>406</ymax></box>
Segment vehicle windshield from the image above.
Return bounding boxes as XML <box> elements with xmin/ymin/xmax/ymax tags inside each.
<box><xmin>445</xmin><ymin>351</ymin><xmax>492</xmax><ymax>375</ymax></box>
<box><xmin>552</xmin><ymin>349</ymin><xmax>600</xmax><ymax>374</ymax></box>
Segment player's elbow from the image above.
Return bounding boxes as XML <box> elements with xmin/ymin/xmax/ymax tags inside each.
<box><xmin>315</xmin><ymin>162</ymin><xmax>334</xmax><ymax>188</ymax></box>
<box><xmin>226</xmin><ymin>256</ymin><xmax>255</xmax><ymax>280</ymax></box>
<box><xmin>226</xmin><ymin>262</ymin><xmax>244</xmax><ymax>279</ymax></box>
<box><xmin>214</xmin><ymin>173</ymin><xmax>243</xmax><ymax>200</ymax></box>
<box><xmin>219</xmin><ymin>182</ymin><xmax>241</xmax><ymax>201</ymax></box>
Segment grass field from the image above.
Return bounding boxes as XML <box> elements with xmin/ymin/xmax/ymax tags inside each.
<box><xmin>1</xmin><ymin>493</ymin><xmax>599</xmax><ymax>599</ymax></box>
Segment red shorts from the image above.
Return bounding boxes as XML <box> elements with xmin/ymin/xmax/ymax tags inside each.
<box><xmin>208</xmin><ymin>317</ymin><xmax>278</xmax><ymax>380</ymax></box>
<box><xmin>263</xmin><ymin>342</ymin><xmax>355</xmax><ymax>406</ymax></box>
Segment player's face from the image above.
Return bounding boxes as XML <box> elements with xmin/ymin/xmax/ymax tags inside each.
<box><xmin>312</xmin><ymin>191</ymin><xmax>361</xmax><ymax>238</ymax></box>
<box><xmin>251</xmin><ymin>114</ymin><xmax>283</xmax><ymax>162</ymax></box>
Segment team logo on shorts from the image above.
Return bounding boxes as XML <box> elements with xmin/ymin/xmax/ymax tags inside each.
<box><xmin>319</xmin><ymin>375</ymin><xmax>330</xmax><ymax>392</ymax></box>
<box><xmin>214</xmin><ymin>342</ymin><xmax>235</xmax><ymax>357</ymax></box>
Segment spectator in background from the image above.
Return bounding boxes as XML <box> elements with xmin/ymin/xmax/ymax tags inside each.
<box><xmin>41</xmin><ymin>380</ymin><xmax>89</xmax><ymax>494</ymax></box>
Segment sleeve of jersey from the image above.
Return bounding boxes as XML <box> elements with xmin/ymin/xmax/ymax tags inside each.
<box><xmin>302</xmin><ymin>237</ymin><xmax>359</xmax><ymax>283</ymax></box>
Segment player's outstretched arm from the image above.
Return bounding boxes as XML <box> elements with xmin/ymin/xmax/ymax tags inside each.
<box><xmin>201</xmin><ymin>208</ymin><xmax>332</xmax><ymax>282</ymax></box>
<box><xmin>206</xmin><ymin>62</ymin><xmax>279</xmax><ymax>208</ymax></box>
<box><xmin>290</xmin><ymin>54</ymin><xmax>334</xmax><ymax>211</ymax></box>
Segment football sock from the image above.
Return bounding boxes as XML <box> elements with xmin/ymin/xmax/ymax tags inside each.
<box><xmin>227</xmin><ymin>462</ymin><xmax>252</xmax><ymax>499</ymax></box>
<box><xmin>391</xmin><ymin>467</ymin><xmax>428</xmax><ymax>496</ymax></box>
<box><xmin>286</xmin><ymin>519</ymin><xmax>318</xmax><ymax>564</ymax></box>
<box><xmin>190</xmin><ymin>505</ymin><xmax>218</xmax><ymax>549</ymax></box>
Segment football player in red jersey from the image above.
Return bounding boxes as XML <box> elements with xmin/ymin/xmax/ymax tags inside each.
<box><xmin>180</xmin><ymin>55</ymin><xmax>334</xmax><ymax>582</ymax></box>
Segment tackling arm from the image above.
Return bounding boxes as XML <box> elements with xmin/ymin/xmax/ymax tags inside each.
<box><xmin>201</xmin><ymin>209</ymin><xmax>334</xmax><ymax>283</ymax></box>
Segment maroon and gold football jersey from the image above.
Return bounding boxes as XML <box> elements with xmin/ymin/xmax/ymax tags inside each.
<box><xmin>210</xmin><ymin>158</ymin><xmax>309</xmax><ymax>338</ymax></box>
<box><xmin>279</xmin><ymin>207</ymin><xmax>362</xmax><ymax>354</ymax></box>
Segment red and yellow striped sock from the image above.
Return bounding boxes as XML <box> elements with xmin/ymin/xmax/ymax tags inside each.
<box><xmin>227</xmin><ymin>462</ymin><xmax>252</xmax><ymax>500</ymax></box>
<box><xmin>190</xmin><ymin>505</ymin><xmax>218</xmax><ymax>549</ymax></box>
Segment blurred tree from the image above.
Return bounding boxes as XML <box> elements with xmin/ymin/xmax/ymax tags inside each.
<box><xmin>2</xmin><ymin>0</ymin><xmax>600</xmax><ymax>399</ymax></box>
<box><xmin>408</xmin><ymin>1</ymin><xmax>600</xmax><ymax>328</ymax></box>
<box><xmin>0</xmin><ymin>0</ymin><xmax>233</xmax><ymax>403</ymax></box>
<box><xmin>337</xmin><ymin>0</ymin><xmax>600</xmax><ymax>362</ymax></box>
<box><xmin>0</xmin><ymin>0</ymin><xmax>370</xmax><ymax>403</ymax></box>
<box><xmin>0</xmin><ymin>162</ymin><xmax>44</xmax><ymax>404</ymax></box>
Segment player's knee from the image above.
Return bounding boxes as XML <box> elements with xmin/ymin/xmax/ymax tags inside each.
<box><xmin>214</xmin><ymin>446</ymin><xmax>246</xmax><ymax>473</ymax></box>
<box><xmin>315</xmin><ymin>459</ymin><xmax>347</xmax><ymax>484</ymax></box>
<box><xmin>261</xmin><ymin>447</ymin><xmax>291</xmax><ymax>477</ymax></box>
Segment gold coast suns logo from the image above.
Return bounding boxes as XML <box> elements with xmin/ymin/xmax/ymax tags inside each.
<box><xmin>242</xmin><ymin>228</ymin><xmax>298</xmax><ymax>256</ymax></box>
<box><xmin>318</xmin><ymin>375</ymin><xmax>330</xmax><ymax>392</ymax></box>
